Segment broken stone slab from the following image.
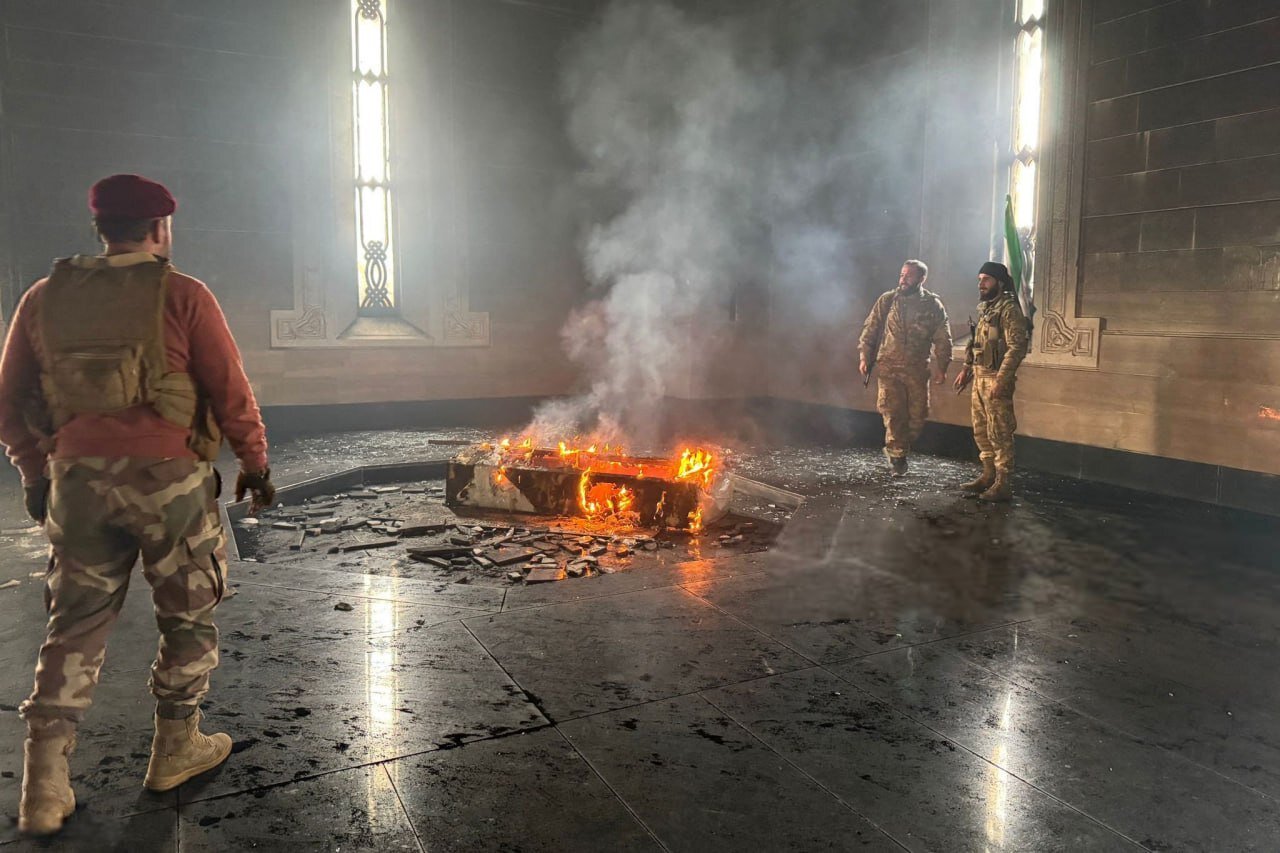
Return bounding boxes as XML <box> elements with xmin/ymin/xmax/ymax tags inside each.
<box><xmin>426</xmin><ymin>557</ymin><xmax>452</xmax><ymax>569</ymax></box>
<box><xmin>474</xmin><ymin>555</ymin><xmax>496</xmax><ymax>569</ymax></box>
<box><xmin>491</xmin><ymin>548</ymin><xmax>540</xmax><ymax>567</ymax></box>
<box><xmin>406</xmin><ymin>546</ymin><xmax>474</xmax><ymax>561</ymax></box>
<box><xmin>289</xmin><ymin>530</ymin><xmax>308</xmax><ymax>551</ymax></box>
<box><xmin>397</xmin><ymin>520</ymin><xmax>450</xmax><ymax>538</ymax></box>
<box><xmin>341</xmin><ymin>518</ymin><xmax>369</xmax><ymax>531</ymax></box>
<box><xmin>320</xmin><ymin>520</ymin><xmax>343</xmax><ymax>535</ymax></box>
<box><xmin>271</xmin><ymin>521</ymin><xmax>299</xmax><ymax>530</ymax></box>
<box><xmin>589</xmin><ymin>545</ymin><xmax>608</xmax><ymax>557</ymax></box>
<box><xmin>371</xmin><ymin>486</ymin><xmax>402</xmax><ymax>494</ymax></box>
<box><xmin>643</xmin><ymin>541</ymin><xmax>659</xmax><ymax>551</ymax></box>
<box><xmin>524</xmin><ymin>567</ymin><xmax>562</xmax><ymax>584</ymax></box>
<box><xmin>339</xmin><ymin>539</ymin><xmax>399</xmax><ymax>553</ymax></box>
<box><xmin>238</xmin><ymin>518</ymin><xmax>260</xmax><ymax>527</ymax></box>
<box><xmin>566</xmin><ymin>563</ymin><xmax>587</xmax><ymax>578</ymax></box>
<box><xmin>506</xmin><ymin>571</ymin><xmax>524</xmax><ymax>583</ymax></box>
<box><xmin>347</xmin><ymin>491</ymin><xmax>378</xmax><ymax>499</ymax></box>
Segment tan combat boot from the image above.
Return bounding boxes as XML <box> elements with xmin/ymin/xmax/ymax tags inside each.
<box><xmin>18</xmin><ymin>719</ymin><xmax>77</xmax><ymax>836</ymax></box>
<box><xmin>979</xmin><ymin>471</ymin><xmax>1013</xmax><ymax>503</ymax></box>
<box><xmin>143</xmin><ymin>709</ymin><xmax>232</xmax><ymax>792</ymax></box>
<box><xmin>960</xmin><ymin>459</ymin><xmax>996</xmax><ymax>493</ymax></box>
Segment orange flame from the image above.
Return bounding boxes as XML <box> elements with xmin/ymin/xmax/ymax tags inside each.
<box><xmin>676</xmin><ymin>448</ymin><xmax>716</xmax><ymax>489</ymax></box>
<box><xmin>1261</xmin><ymin>406</ymin><xmax>1280</xmax><ymax>422</ymax></box>
<box><xmin>688</xmin><ymin>506</ymin><xmax>704</xmax><ymax>534</ymax></box>
<box><xmin>578</xmin><ymin>469</ymin><xmax>636</xmax><ymax>520</ymax></box>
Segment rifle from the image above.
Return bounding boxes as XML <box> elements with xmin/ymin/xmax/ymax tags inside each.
<box><xmin>862</xmin><ymin>292</ymin><xmax>896</xmax><ymax>388</ymax></box>
<box><xmin>957</xmin><ymin>315</ymin><xmax>976</xmax><ymax>395</ymax></box>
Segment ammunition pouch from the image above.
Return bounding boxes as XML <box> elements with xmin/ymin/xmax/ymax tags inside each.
<box><xmin>972</xmin><ymin>315</ymin><xmax>1006</xmax><ymax>371</ymax></box>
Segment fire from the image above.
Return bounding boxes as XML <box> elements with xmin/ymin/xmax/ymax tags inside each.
<box><xmin>676</xmin><ymin>448</ymin><xmax>715</xmax><ymax>489</ymax></box>
<box><xmin>578</xmin><ymin>469</ymin><xmax>636</xmax><ymax>520</ymax></box>
<box><xmin>1261</xmin><ymin>406</ymin><xmax>1280</xmax><ymax>422</ymax></box>
<box><xmin>488</xmin><ymin>436</ymin><xmax>720</xmax><ymax>528</ymax></box>
<box><xmin>688</xmin><ymin>506</ymin><xmax>704</xmax><ymax>534</ymax></box>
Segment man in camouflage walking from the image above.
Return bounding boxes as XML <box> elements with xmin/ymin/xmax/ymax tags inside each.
<box><xmin>953</xmin><ymin>261</ymin><xmax>1029</xmax><ymax>502</ymax></box>
<box><xmin>859</xmin><ymin>259</ymin><xmax>953</xmax><ymax>476</ymax></box>
<box><xmin>0</xmin><ymin>174</ymin><xmax>276</xmax><ymax>835</ymax></box>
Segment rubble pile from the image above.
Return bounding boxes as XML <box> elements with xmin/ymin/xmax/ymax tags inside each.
<box><xmin>237</xmin><ymin>479</ymin><xmax>782</xmax><ymax>586</ymax></box>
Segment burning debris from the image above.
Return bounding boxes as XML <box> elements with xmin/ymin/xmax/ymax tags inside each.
<box><xmin>446</xmin><ymin>439</ymin><xmax>730</xmax><ymax>531</ymax></box>
<box><xmin>229</xmin><ymin>443</ymin><xmax>802</xmax><ymax>588</ymax></box>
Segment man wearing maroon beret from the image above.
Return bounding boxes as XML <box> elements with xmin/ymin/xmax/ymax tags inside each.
<box><xmin>0</xmin><ymin>174</ymin><xmax>276</xmax><ymax>835</ymax></box>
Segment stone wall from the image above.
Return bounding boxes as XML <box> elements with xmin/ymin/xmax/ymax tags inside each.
<box><xmin>0</xmin><ymin>0</ymin><xmax>598</xmax><ymax>411</ymax></box>
<box><xmin>768</xmin><ymin>0</ymin><xmax>1280</xmax><ymax>482</ymax></box>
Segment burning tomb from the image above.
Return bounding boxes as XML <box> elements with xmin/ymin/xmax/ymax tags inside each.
<box><xmin>446</xmin><ymin>440</ymin><xmax>729</xmax><ymax>530</ymax></box>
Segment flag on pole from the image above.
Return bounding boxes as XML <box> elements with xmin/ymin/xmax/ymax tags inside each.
<box><xmin>1004</xmin><ymin>194</ymin><xmax>1034</xmax><ymax>326</ymax></box>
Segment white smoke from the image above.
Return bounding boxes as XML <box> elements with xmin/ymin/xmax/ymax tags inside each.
<box><xmin>529</xmin><ymin>0</ymin><xmax>933</xmax><ymax>447</ymax></box>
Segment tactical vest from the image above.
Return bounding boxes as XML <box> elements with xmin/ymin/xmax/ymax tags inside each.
<box><xmin>971</xmin><ymin>295</ymin><xmax>1012</xmax><ymax>371</ymax></box>
<box><xmin>34</xmin><ymin>255</ymin><xmax>222</xmax><ymax>461</ymax></box>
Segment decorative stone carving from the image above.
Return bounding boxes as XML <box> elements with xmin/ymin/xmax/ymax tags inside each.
<box><xmin>1039</xmin><ymin>308</ymin><xmax>1096</xmax><ymax>358</ymax></box>
<box><xmin>443</xmin><ymin>294</ymin><xmax>490</xmax><ymax>345</ymax></box>
<box><xmin>1026</xmin><ymin>0</ymin><xmax>1103</xmax><ymax>370</ymax></box>
<box><xmin>272</xmin><ymin>265</ymin><xmax>334</xmax><ymax>347</ymax></box>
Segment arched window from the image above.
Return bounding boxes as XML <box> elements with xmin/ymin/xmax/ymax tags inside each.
<box><xmin>352</xmin><ymin>0</ymin><xmax>397</xmax><ymax>314</ymax></box>
<box><xmin>1010</xmin><ymin>0</ymin><xmax>1045</xmax><ymax>290</ymax></box>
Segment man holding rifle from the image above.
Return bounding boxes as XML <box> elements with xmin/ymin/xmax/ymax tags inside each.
<box><xmin>858</xmin><ymin>259</ymin><xmax>953</xmax><ymax>476</ymax></box>
<box><xmin>953</xmin><ymin>261</ymin><xmax>1029</xmax><ymax>502</ymax></box>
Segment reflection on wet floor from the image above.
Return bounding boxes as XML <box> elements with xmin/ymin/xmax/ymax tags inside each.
<box><xmin>1</xmin><ymin>428</ymin><xmax>1278</xmax><ymax>850</ymax></box>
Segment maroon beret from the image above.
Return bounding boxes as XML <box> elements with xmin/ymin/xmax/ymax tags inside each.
<box><xmin>88</xmin><ymin>174</ymin><xmax>177</xmax><ymax>219</ymax></box>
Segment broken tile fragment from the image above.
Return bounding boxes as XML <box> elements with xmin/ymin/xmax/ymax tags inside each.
<box><xmin>339</xmin><ymin>538</ymin><xmax>399</xmax><ymax>553</ymax></box>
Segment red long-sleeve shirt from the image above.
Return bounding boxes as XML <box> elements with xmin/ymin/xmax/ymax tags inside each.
<box><xmin>0</xmin><ymin>252</ymin><xmax>268</xmax><ymax>485</ymax></box>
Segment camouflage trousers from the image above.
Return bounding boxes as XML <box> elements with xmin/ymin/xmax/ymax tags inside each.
<box><xmin>971</xmin><ymin>370</ymin><xmax>1017</xmax><ymax>473</ymax></box>
<box><xmin>877</xmin><ymin>367</ymin><xmax>930</xmax><ymax>458</ymax></box>
<box><xmin>19</xmin><ymin>457</ymin><xmax>227</xmax><ymax>724</ymax></box>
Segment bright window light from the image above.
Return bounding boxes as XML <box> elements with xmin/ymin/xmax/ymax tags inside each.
<box><xmin>352</xmin><ymin>0</ymin><xmax>396</xmax><ymax>312</ymax></box>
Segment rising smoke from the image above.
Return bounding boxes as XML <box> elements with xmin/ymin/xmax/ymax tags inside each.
<box><xmin>529</xmin><ymin>0</ymin><xmax>953</xmax><ymax>448</ymax></box>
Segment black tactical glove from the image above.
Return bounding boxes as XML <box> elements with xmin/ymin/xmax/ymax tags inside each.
<box><xmin>235</xmin><ymin>467</ymin><xmax>276</xmax><ymax>512</ymax></box>
<box><xmin>24</xmin><ymin>477</ymin><xmax>50</xmax><ymax>524</ymax></box>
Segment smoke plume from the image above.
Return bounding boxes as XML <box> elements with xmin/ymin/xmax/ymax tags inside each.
<box><xmin>530</xmin><ymin>0</ymin><xmax>942</xmax><ymax>447</ymax></box>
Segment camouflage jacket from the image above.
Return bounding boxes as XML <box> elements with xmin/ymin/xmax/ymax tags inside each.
<box><xmin>965</xmin><ymin>290</ymin><xmax>1029</xmax><ymax>381</ymax></box>
<box><xmin>858</xmin><ymin>286</ymin><xmax>952</xmax><ymax>374</ymax></box>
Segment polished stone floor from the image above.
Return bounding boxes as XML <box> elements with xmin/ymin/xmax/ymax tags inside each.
<box><xmin>1</xmin><ymin>429</ymin><xmax>1279</xmax><ymax>851</ymax></box>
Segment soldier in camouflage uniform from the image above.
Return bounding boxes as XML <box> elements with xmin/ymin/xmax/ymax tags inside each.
<box><xmin>0</xmin><ymin>175</ymin><xmax>276</xmax><ymax>835</ymax></box>
<box><xmin>954</xmin><ymin>261</ymin><xmax>1029</xmax><ymax>502</ymax></box>
<box><xmin>859</xmin><ymin>260</ymin><xmax>953</xmax><ymax>476</ymax></box>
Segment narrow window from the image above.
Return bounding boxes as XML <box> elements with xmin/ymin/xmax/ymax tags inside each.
<box><xmin>1010</xmin><ymin>0</ymin><xmax>1045</xmax><ymax>289</ymax></box>
<box><xmin>352</xmin><ymin>0</ymin><xmax>397</xmax><ymax>314</ymax></box>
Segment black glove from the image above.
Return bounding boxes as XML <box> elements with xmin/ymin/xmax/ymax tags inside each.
<box><xmin>235</xmin><ymin>468</ymin><xmax>276</xmax><ymax>512</ymax></box>
<box><xmin>24</xmin><ymin>478</ymin><xmax>50</xmax><ymax>524</ymax></box>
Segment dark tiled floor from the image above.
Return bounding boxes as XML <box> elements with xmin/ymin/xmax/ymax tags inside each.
<box><xmin>2</xmin><ymin>429</ymin><xmax>1279</xmax><ymax>850</ymax></box>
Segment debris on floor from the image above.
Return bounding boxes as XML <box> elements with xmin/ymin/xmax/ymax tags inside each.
<box><xmin>233</xmin><ymin>474</ymin><xmax>793</xmax><ymax>588</ymax></box>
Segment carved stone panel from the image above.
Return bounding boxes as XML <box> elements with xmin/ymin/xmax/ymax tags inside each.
<box><xmin>1026</xmin><ymin>0</ymin><xmax>1103</xmax><ymax>369</ymax></box>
